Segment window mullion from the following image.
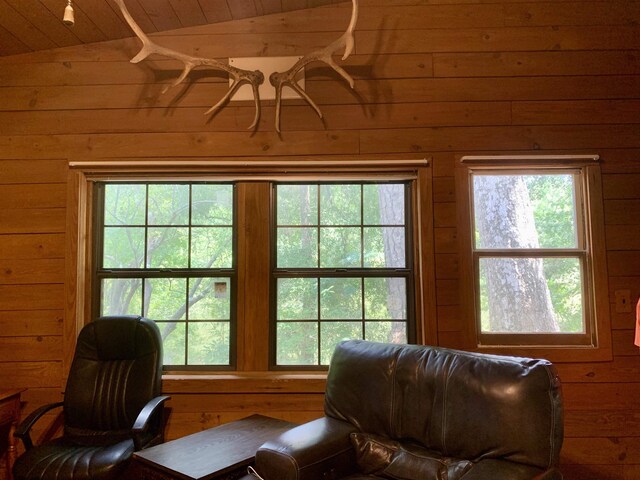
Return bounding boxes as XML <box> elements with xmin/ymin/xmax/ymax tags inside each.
<box><xmin>237</xmin><ymin>182</ymin><xmax>272</xmax><ymax>372</ymax></box>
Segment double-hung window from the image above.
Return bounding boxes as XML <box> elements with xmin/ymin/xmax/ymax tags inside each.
<box><xmin>273</xmin><ymin>182</ymin><xmax>414</xmax><ymax>367</ymax></box>
<box><xmin>457</xmin><ymin>156</ymin><xmax>611</xmax><ymax>360</ymax></box>
<box><xmin>94</xmin><ymin>182</ymin><xmax>236</xmax><ymax>369</ymax></box>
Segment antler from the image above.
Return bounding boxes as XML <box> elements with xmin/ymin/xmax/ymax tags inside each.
<box><xmin>269</xmin><ymin>0</ymin><xmax>358</xmax><ymax>132</ymax></box>
<box><xmin>113</xmin><ymin>0</ymin><xmax>264</xmax><ymax>130</ymax></box>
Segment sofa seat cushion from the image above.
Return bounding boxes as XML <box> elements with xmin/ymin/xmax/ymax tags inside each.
<box><xmin>351</xmin><ymin>432</ymin><xmax>473</xmax><ymax>480</ymax></box>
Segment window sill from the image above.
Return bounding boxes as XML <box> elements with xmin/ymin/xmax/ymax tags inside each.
<box><xmin>161</xmin><ymin>371</ymin><xmax>327</xmax><ymax>394</ymax></box>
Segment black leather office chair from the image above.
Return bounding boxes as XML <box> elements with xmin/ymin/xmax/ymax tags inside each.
<box><xmin>13</xmin><ymin>315</ymin><xmax>169</xmax><ymax>480</ymax></box>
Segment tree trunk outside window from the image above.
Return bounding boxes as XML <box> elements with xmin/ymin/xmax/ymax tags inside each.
<box><xmin>473</xmin><ymin>176</ymin><xmax>559</xmax><ymax>333</ymax></box>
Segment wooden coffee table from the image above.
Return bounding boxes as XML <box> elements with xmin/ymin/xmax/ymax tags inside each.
<box><xmin>126</xmin><ymin>414</ymin><xmax>295</xmax><ymax>480</ymax></box>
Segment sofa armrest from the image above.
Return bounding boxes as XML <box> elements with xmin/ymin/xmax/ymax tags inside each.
<box><xmin>254</xmin><ymin>417</ymin><xmax>359</xmax><ymax>480</ymax></box>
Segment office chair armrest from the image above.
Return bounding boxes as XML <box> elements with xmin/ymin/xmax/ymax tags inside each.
<box><xmin>14</xmin><ymin>401</ymin><xmax>64</xmax><ymax>451</ymax></box>
<box><xmin>132</xmin><ymin>395</ymin><xmax>170</xmax><ymax>450</ymax></box>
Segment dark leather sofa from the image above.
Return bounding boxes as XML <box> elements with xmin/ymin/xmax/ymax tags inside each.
<box><xmin>255</xmin><ymin>340</ymin><xmax>564</xmax><ymax>480</ymax></box>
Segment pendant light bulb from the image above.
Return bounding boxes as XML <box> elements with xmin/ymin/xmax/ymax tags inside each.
<box><xmin>63</xmin><ymin>0</ymin><xmax>75</xmax><ymax>26</ymax></box>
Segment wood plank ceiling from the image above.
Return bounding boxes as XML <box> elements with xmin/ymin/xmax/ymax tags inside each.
<box><xmin>0</xmin><ymin>0</ymin><xmax>340</xmax><ymax>57</ymax></box>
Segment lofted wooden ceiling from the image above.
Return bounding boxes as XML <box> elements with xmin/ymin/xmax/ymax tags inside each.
<box><xmin>0</xmin><ymin>0</ymin><xmax>342</xmax><ymax>57</ymax></box>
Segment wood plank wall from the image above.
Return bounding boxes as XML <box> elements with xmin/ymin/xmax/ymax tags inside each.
<box><xmin>0</xmin><ymin>1</ymin><xmax>639</xmax><ymax>478</ymax></box>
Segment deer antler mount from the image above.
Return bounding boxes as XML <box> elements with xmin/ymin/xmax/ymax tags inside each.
<box><xmin>113</xmin><ymin>0</ymin><xmax>358</xmax><ymax>132</ymax></box>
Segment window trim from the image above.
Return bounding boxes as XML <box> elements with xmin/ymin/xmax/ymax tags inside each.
<box><xmin>455</xmin><ymin>155</ymin><xmax>612</xmax><ymax>362</ymax></box>
<box><xmin>65</xmin><ymin>157</ymin><xmax>436</xmax><ymax>384</ymax></box>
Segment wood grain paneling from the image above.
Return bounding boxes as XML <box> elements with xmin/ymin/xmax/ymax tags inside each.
<box><xmin>0</xmin><ymin>361</ymin><xmax>62</xmax><ymax>390</ymax></box>
<box><xmin>357</xmin><ymin>26</ymin><xmax>640</xmax><ymax>55</ymax></box>
<box><xmin>605</xmin><ymin>200</ymin><xmax>640</xmax><ymax>225</ymax></box>
<box><xmin>0</xmin><ymin>184</ymin><xmax>66</xmax><ymax>209</ymax></box>
<box><xmin>3</xmin><ymin>75</ymin><xmax>639</xmax><ymax>112</ymax></box>
<box><xmin>608</xmin><ymin>252</ymin><xmax>640</xmax><ymax>277</ymax></box>
<box><xmin>0</xmin><ymin>2</ymin><xmax>638</xmax><ymax>479</ymax></box>
<box><xmin>0</xmin><ymin>259</ymin><xmax>65</xmax><ymax>285</ymax></box>
<box><xmin>0</xmin><ymin>336</ymin><xmax>62</xmax><ymax>361</ymax></box>
<box><xmin>0</xmin><ymin>208</ymin><xmax>66</xmax><ymax>234</ymax></box>
<box><xmin>361</xmin><ymin>125</ymin><xmax>640</xmax><ymax>154</ymax></box>
<box><xmin>0</xmin><ymin>284</ymin><xmax>65</xmax><ymax>311</ymax></box>
<box><xmin>562</xmin><ymin>437</ymin><xmax>640</xmax><ymax>465</ymax></box>
<box><xmin>603</xmin><ymin>174</ymin><xmax>640</xmax><ymax>199</ymax></box>
<box><xmin>0</xmin><ymin>310</ymin><xmax>63</xmax><ymax>337</ymax></box>
<box><xmin>434</xmin><ymin>51</ymin><xmax>640</xmax><ymax>77</ymax></box>
<box><xmin>0</xmin><ymin>159</ymin><xmax>68</xmax><ymax>184</ymax></box>
<box><xmin>606</xmin><ymin>225</ymin><xmax>640</xmax><ymax>251</ymax></box>
<box><xmin>556</xmin><ymin>357</ymin><xmax>640</xmax><ymax>383</ymax></box>
<box><xmin>0</xmin><ymin>132</ymin><xmax>360</xmax><ymax>159</ymax></box>
<box><xmin>0</xmin><ymin>234</ymin><xmax>65</xmax><ymax>260</ymax></box>
<box><xmin>0</xmin><ymin>101</ymin><xmax>514</xmax><ymax>135</ymax></box>
<box><xmin>565</xmin><ymin>410</ymin><xmax>640</xmax><ymax>437</ymax></box>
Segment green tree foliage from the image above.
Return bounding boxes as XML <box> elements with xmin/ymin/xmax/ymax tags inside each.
<box><xmin>275</xmin><ymin>183</ymin><xmax>409</xmax><ymax>366</ymax></box>
<box><xmin>475</xmin><ymin>173</ymin><xmax>583</xmax><ymax>334</ymax></box>
<box><xmin>100</xmin><ymin>183</ymin><xmax>233</xmax><ymax>367</ymax></box>
<box><xmin>101</xmin><ymin>182</ymin><xmax>410</xmax><ymax>368</ymax></box>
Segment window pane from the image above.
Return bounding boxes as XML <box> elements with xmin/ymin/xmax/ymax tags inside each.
<box><xmin>320</xmin><ymin>322</ymin><xmax>362</xmax><ymax>365</ymax></box>
<box><xmin>277</xmin><ymin>278</ymin><xmax>318</xmax><ymax>320</ymax></box>
<box><xmin>147</xmin><ymin>227</ymin><xmax>189</xmax><ymax>268</ymax></box>
<box><xmin>277</xmin><ymin>227</ymin><xmax>318</xmax><ymax>268</ymax></box>
<box><xmin>98</xmin><ymin>182</ymin><xmax>235</xmax><ymax>370</ymax></box>
<box><xmin>101</xmin><ymin>278</ymin><xmax>142</xmax><ymax>316</ymax></box>
<box><xmin>188</xmin><ymin>322</ymin><xmax>230</xmax><ymax>365</ymax></box>
<box><xmin>363</xmin><ymin>184</ymin><xmax>404</xmax><ymax>225</ymax></box>
<box><xmin>365</xmin><ymin>321</ymin><xmax>407</xmax><ymax>344</ymax></box>
<box><xmin>144</xmin><ymin>278</ymin><xmax>186</xmax><ymax>321</ymax></box>
<box><xmin>320</xmin><ymin>278</ymin><xmax>362</xmax><ymax>320</ymax></box>
<box><xmin>191</xmin><ymin>227</ymin><xmax>233</xmax><ymax>268</ymax></box>
<box><xmin>103</xmin><ymin>227</ymin><xmax>145</xmax><ymax>268</ymax></box>
<box><xmin>104</xmin><ymin>184</ymin><xmax>146</xmax><ymax>225</ymax></box>
<box><xmin>192</xmin><ymin>184</ymin><xmax>233</xmax><ymax>226</ymax></box>
<box><xmin>278</xmin><ymin>185</ymin><xmax>318</xmax><ymax>225</ymax></box>
<box><xmin>320</xmin><ymin>184</ymin><xmax>360</xmax><ymax>225</ymax></box>
<box><xmin>320</xmin><ymin>227</ymin><xmax>361</xmax><ymax>268</ymax></box>
<box><xmin>157</xmin><ymin>321</ymin><xmax>185</xmax><ymax>365</ymax></box>
<box><xmin>277</xmin><ymin>322</ymin><xmax>318</xmax><ymax>365</ymax></box>
<box><xmin>148</xmin><ymin>184</ymin><xmax>189</xmax><ymax>225</ymax></box>
<box><xmin>364</xmin><ymin>278</ymin><xmax>406</xmax><ymax>320</ymax></box>
<box><xmin>479</xmin><ymin>257</ymin><xmax>584</xmax><ymax>333</ymax></box>
<box><xmin>363</xmin><ymin>227</ymin><xmax>405</xmax><ymax>268</ymax></box>
<box><xmin>188</xmin><ymin>278</ymin><xmax>231</xmax><ymax>320</ymax></box>
<box><xmin>473</xmin><ymin>174</ymin><xmax>578</xmax><ymax>249</ymax></box>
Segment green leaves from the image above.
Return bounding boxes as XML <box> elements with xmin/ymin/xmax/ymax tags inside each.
<box><xmin>100</xmin><ymin>182</ymin><xmax>234</xmax><ymax>367</ymax></box>
<box><xmin>274</xmin><ymin>182</ymin><xmax>410</xmax><ymax>366</ymax></box>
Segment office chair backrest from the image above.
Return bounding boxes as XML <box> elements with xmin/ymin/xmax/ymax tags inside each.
<box><xmin>63</xmin><ymin>315</ymin><xmax>163</xmax><ymax>435</ymax></box>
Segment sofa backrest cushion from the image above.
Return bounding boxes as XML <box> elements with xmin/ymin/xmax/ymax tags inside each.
<box><xmin>324</xmin><ymin>340</ymin><xmax>563</xmax><ymax>470</ymax></box>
